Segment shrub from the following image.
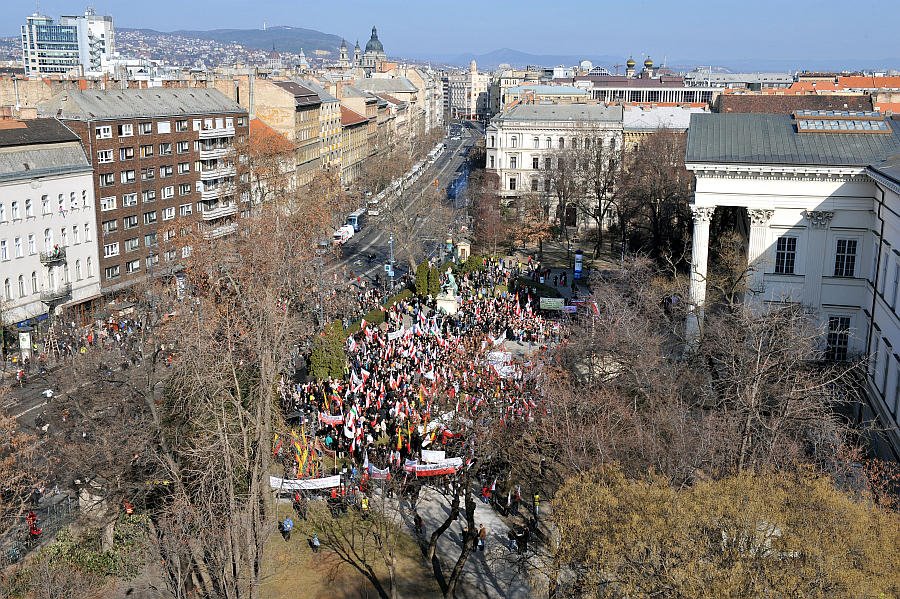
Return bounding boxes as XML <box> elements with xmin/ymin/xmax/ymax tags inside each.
<box><xmin>512</xmin><ymin>276</ymin><xmax>562</xmax><ymax>298</ymax></box>
<box><xmin>428</xmin><ymin>266</ymin><xmax>442</xmax><ymax>297</ymax></box>
<box><xmin>309</xmin><ymin>321</ymin><xmax>347</xmax><ymax>380</ymax></box>
<box><xmin>415</xmin><ymin>261</ymin><xmax>430</xmax><ymax>296</ymax></box>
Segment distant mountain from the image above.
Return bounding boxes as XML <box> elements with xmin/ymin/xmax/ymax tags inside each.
<box><xmin>432</xmin><ymin>48</ymin><xmax>621</xmax><ymax>69</ymax></box>
<box><xmin>121</xmin><ymin>25</ymin><xmax>344</xmax><ymax>56</ymax></box>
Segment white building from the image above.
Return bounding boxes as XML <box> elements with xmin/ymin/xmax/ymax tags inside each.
<box><xmin>447</xmin><ymin>61</ymin><xmax>490</xmax><ymax>121</ymax></box>
<box><xmin>685</xmin><ymin>110</ymin><xmax>900</xmax><ymax>458</ymax></box>
<box><xmin>0</xmin><ymin>118</ymin><xmax>101</xmax><ymax>333</ymax></box>
<box><xmin>21</xmin><ymin>8</ymin><xmax>115</xmax><ymax>77</ymax></box>
<box><xmin>485</xmin><ymin>104</ymin><xmax>623</xmax><ymax>223</ymax></box>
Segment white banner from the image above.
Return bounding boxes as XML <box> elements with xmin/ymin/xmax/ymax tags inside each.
<box><xmin>269</xmin><ymin>475</ymin><xmax>341</xmax><ymax>491</ymax></box>
<box><xmin>387</xmin><ymin>327</ymin><xmax>405</xmax><ymax>341</ymax></box>
<box><xmin>421</xmin><ymin>449</ymin><xmax>446</xmax><ymax>463</ymax></box>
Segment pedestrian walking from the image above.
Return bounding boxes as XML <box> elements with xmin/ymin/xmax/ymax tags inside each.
<box><xmin>477</xmin><ymin>524</ymin><xmax>487</xmax><ymax>552</ymax></box>
<box><xmin>533</xmin><ymin>493</ymin><xmax>540</xmax><ymax>518</ymax></box>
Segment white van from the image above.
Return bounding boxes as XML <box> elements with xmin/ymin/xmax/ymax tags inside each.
<box><xmin>332</xmin><ymin>224</ymin><xmax>355</xmax><ymax>245</ymax></box>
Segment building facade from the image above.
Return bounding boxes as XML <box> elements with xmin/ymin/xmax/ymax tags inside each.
<box><xmin>21</xmin><ymin>8</ymin><xmax>115</xmax><ymax>77</ymax></box>
<box><xmin>0</xmin><ymin>118</ymin><xmax>101</xmax><ymax>332</ymax></box>
<box><xmin>254</xmin><ymin>80</ymin><xmax>322</xmax><ymax>187</ymax></box>
<box><xmin>685</xmin><ymin>111</ymin><xmax>900</xmax><ymax>458</ymax></box>
<box><xmin>38</xmin><ymin>88</ymin><xmax>248</xmax><ymax>292</ymax></box>
<box><xmin>447</xmin><ymin>61</ymin><xmax>490</xmax><ymax>121</ymax></box>
<box><xmin>340</xmin><ymin>106</ymin><xmax>369</xmax><ymax>185</ymax></box>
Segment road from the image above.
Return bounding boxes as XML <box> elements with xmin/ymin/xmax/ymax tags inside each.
<box><xmin>325</xmin><ymin>127</ymin><xmax>478</xmax><ymax>286</ymax></box>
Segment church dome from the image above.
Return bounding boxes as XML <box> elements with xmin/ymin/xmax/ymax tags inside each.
<box><xmin>365</xmin><ymin>26</ymin><xmax>384</xmax><ymax>53</ymax></box>
<box><xmin>626</xmin><ymin>57</ymin><xmax>636</xmax><ymax>68</ymax></box>
<box><xmin>644</xmin><ymin>57</ymin><xmax>654</xmax><ymax>68</ymax></box>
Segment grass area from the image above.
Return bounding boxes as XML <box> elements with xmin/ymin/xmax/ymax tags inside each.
<box><xmin>259</xmin><ymin>509</ymin><xmax>440</xmax><ymax>599</ymax></box>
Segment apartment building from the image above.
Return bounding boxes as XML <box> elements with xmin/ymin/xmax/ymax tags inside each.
<box><xmin>0</xmin><ymin>118</ymin><xmax>101</xmax><ymax>334</ymax></box>
<box><xmin>21</xmin><ymin>8</ymin><xmax>115</xmax><ymax>77</ymax></box>
<box><xmin>38</xmin><ymin>88</ymin><xmax>248</xmax><ymax>292</ymax></box>
<box><xmin>253</xmin><ymin>80</ymin><xmax>322</xmax><ymax>187</ymax></box>
<box><xmin>298</xmin><ymin>79</ymin><xmax>342</xmax><ymax>170</ymax></box>
<box><xmin>340</xmin><ymin>107</ymin><xmax>369</xmax><ymax>185</ymax></box>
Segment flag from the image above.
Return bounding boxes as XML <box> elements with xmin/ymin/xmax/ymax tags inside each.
<box><xmin>361</xmin><ymin>318</ymin><xmax>367</xmax><ymax>330</ymax></box>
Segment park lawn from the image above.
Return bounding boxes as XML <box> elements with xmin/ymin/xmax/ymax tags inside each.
<box><xmin>259</xmin><ymin>517</ymin><xmax>440</xmax><ymax>599</ymax></box>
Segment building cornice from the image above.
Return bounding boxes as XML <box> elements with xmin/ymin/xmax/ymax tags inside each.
<box><xmin>868</xmin><ymin>168</ymin><xmax>900</xmax><ymax>196</ymax></box>
<box><xmin>686</xmin><ymin>162</ymin><xmax>869</xmax><ymax>183</ymax></box>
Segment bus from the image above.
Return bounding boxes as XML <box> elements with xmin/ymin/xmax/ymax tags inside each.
<box><xmin>346</xmin><ymin>208</ymin><xmax>367</xmax><ymax>232</ymax></box>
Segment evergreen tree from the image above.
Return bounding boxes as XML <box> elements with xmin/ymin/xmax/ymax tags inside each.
<box><xmin>415</xmin><ymin>261</ymin><xmax>430</xmax><ymax>297</ymax></box>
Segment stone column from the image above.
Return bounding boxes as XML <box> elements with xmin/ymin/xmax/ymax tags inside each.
<box><xmin>801</xmin><ymin>210</ymin><xmax>833</xmax><ymax>307</ymax></box>
<box><xmin>687</xmin><ymin>206</ymin><xmax>715</xmax><ymax>341</ymax></box>
<box><xmin>747</xmin><ymin>209</ymin><xmax>774</xmax><ymax>301</ymax></box>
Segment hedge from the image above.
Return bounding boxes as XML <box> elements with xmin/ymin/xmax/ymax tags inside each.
<box><xmin>512</xmin><ymin>276</ymin><xmax>563</xmax><ymax>299</ymax></box>
<box><xmin>345</xmin><ymin>288</ymin><xmax>414</xmax><ymax>335</ymax></box>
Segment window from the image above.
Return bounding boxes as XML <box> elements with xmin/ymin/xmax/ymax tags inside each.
<box><xmin>72</xmin><ymin>225</ymin><xmax>80</xmax><ymax>244</ymax></box>
<box><xmin>834</xmin><ymin>239</ymin><xmax>857</xmax><ymax>277</ymax></box>
<box><xmin>157</xmin><ymin>121</ymin><xmax>171</xmax><ymax>134</ymax></box>
<box><xmin>143</xmin><ymin>211</ymin><xmax>157</xmax><ymax>225</ymax></box>
<box><xmin>181</xmin><ymin>246</ymin><xmax>192</xmax><ymax>258</ymax></box>
<box><xmin>559</xmin><ymin>137</ymin><xmax>565</xmax><ymax>149</ymax></box>
<box><xmin>85</xmin><ymin>223</ymin><xmax>91</xmax><ymax>242</ymax></box>
<box><xmin>142</xmin><ymin>190</ymin><xmax>156</xmax><ymax>203</ymax></box>
<box><xmin>100</xmin><ymin>196</ymin><xmax>117</xmax><ymax>211</ymax></box>
<box><xmin>81</xmin><ymin>190</ymin><xmax>87</xmax><ymax>207</ymax></box>
<box><xmin>1</xmin><ymin>240</ymin><xmax>7</xmax><ymax>260</ymax></box>
<box><xmin>178</xmin><ymin>162</ymin><xmax>191</xmax><ymax>174</ymax></box>
<box><xmin>24</xmin><ymin>199</ymin><xmax>33</xmax><ymax>217</ymax></box>
<box><xmin>3</xmin><ymin>279</ymin><xmax>9</xmax><ymax>300</ymax></box>
<box><xmin>126</xmin><ymin>259</ymin><xmax>141</xmax><ymax>274</ymax></box>
<box><xmin>69</xmin><ymin>192</ymin><xmax>77</xmax><ymax>210</ymax></box>
<box><xmin>510</xmin><ymin>156</ymin><xmax>518</xmax><ymax>169</ymax></box>
<box><xmin>75</xmin><ymin>260</ymin><xmax>81</xmax><ymax>280</ymax></box>
<box><xmin>165</xmin><ymin>249</ymin><xmax>177</xmax><ymax>262</ymax></box>
<box><xmin>123</xmin><ymin>215</ymin><xmax>138</xmax><ymax>229</ymax></box>
<box><xmin>533</xmin><ymin>156</ymin><xmax>540</xmax><ymax>170</ymax></box>
<box><xmin>160</xmin><ymin>165</ymin><xmax>173</xmax><ymax>178</ymax></box>
<box><xmin>103</xmin><ymin>242</ymin><xmax>120</xmax><ymax>258</ymax></box>
<box><xmin>125</xmin><ymin>237</ymin><xmax>139</xmax><ymax>252</ymax></box>
<box><xmin>60</xmin><ymin>227</ymin><xmax>67</xmax><ymax>246</ymax></box>
<box><xmin>488</xmin><ymin>156</ymin><xmax>495</xmax><ymax>169</ymax></box>
<box><xmin>14</xmin><ymin>237</ymin><xmax>22</xmax><ymax>258</ymax></box>
<box><xmin>193</xmin><ymin>119</ymin><xmax>202</xmax><ymax>131</ymax></box>
<box><xmin>163</xmin><ymin>207</ymin><xmax>176</xmax><ymax>221</ymax></box>
<box><xmin>546</xmin><ymin>137</ymin><xmax>552</xmax><ymax>149</ymax></box>
<box><xmin>119</xmin><ymin>147</ymin><xmax>134</xmax><ymax>161</ymax></box>
<box><xmin>97</xmin><ymin>149</ymin><xmax>113</xmax><ymax>163</ymax></box>
<box><xmin>11</xmin><ymin>201</ymin><xmax>19</xmax><ymax>219</ymax></box>
<box><xmin>95</xmin><ymin>126</ymin><xmax>112</xmax><ymax>139</ymax></box>
<box><xmin>120</xmin><ymin>170</ymin><xmax>135</xmax><ymax>184</ymax></box>
<box><xmin>17</xmin><ymin>275</ymin><xmax>24</xmax><ymax>297</ymax></box>
<box><xmin>489</xmin><ymin>135</ymin><xmax>494</xmax><ymax>147</ymax></box>
<box><xmin>533</xmin><ymin>136</ymin><xmax>539</xmax><ymax>149</ymax></box>
<box><xmin>176</xmin><ymin>140</ymin><xmax>190</xmax><ymax>154</ymax></box>
<box><xmin>104</xmin><ymin>265</ymin><xmax>120</xmax><ymax>280</ymax></box>
<box><xmin>774</xmin><ymin>236</ymin><xmax>797</xmax><ymax>274</ymax></box>
<box><xmin>0</xmin><ymin>204</ymin><xmax>5</xmax><ymax>221</ymax></box>
<box><xmin>825</xmin><ymin>316</ymin><xmax>851</xmax><ymax>361</ymax></box>
<box><xmin>179</xmin><ymin>183</ymin><xmax>191</xmax><ymax>196</ymax></box>
<box><xmin>140</xmin><ymin>144</ymin><xmax>154</xmax><ymax>158</ymax></box>
<box><xmin>141</xmin><ymin>167</ymin><xmax>155</xmax><ymax>181</ymax></box>
<box><xmin>58</xmin><ymin>195</ymin><xmax>64</xmax><ymax>212</ymax></box>
<box><xmin>179</xmin><ymin>203</ymin><xmax>192</xmax><ymax>216</ymax></box>
<box><xmin>544</xmin><ymin>178</ymin><xmax>551</xmax><ymax>192</ymax></box>
<box><xmin>159</xmin><ymin>143</ymin><xmax>172</xmax><ymax>156</ymax></box>
<box><xmin>87</xmin><ymin>257</ymin><xmax>93</xmax><ymax>276</ymax></box>
<box><xmin>27</xmin><ymin>234</ymin><xmax>35</xmax><ymax>254</ymax></box>
<box><xmin>161</xmin><ymin>186</ymin><xmax>174</xmax><ymax>199</ymax></box>
<box><xmin>102</xmin><ymin>219</ymin><xmax>118</xmax><ymax>234</ymax></box>
<box><xmin>892</xmin><ymin>263</ymin><xmax>900</xmax><ymax>309</ymax></box>
<box><xmin>510</xmin><ymin>136</ymin><xmax>518</xmax><ymax>148</ymax></box>
<box><xmin>31</xmin><ymin>271</ymin><xmax>37</xmax><ymax>293</ymax></box>
<box><xmin>138</xmin><ymin>122</ymin><xmax>152</xmax><ymax>135</ymax></box>
<box><xmin>117</xmin><ymin>123</ymin><xmax>133</xmax><ymax>137</ymax></box>
<box><xmin>531</xmin><ymin>179</ymin><xmax>539</xmax><ymax>191</ymax></box>
<box><xmin>175</xmin><ymin>120</ymin><xmax>188</xmax><ymax>132</ymax></box>
<box><xmin>237</xmin><ymin>117</ymin><xmax>246</xmax><ymax>127</ymax></box>
<box><xmin>144</xmin><ymin>232</ymin><xmax>157</xmax><ymax>247</ymax></box>
<box><xmin>145</xmin><ymin>255</ymin><xmax>159</xmax><ymax>269</ymax></box>
<box><xmin>122</xmin><ymin>193</ymin><xmax>138</xmax><ymax>207</ymax></box>
<box><xmin>43</xmin><ymin>228</ymin><xmax>52</xmax><ymax>250</ymax></box>
<box><xmin>509</xmin><ymin>178</ymin><xmax>517</xmax><ymax>191</ymax></box>
<box><xmin>41</xmin><ymin>195</ymin><xmax>49</xmax><ymax>214</ymax></box>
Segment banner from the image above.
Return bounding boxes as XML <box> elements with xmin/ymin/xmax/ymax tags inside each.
<box><xmin>421</xmin><ymin>449</ymin><xmax>446</xmax><ymax>463</ymax></box>
<box><xmin>319</xmin><ymin>413</ymin><xmax>345</xmax><ymax>426</ymax></box>
<box><xmin>367</xmin><ymin>465</ymin><xmax>391</xmax><ymax>480</ymax></box>
<box><xmin>403</xmin><ymin>457</ymin><xmax>463</xmax><ymax>477</ymax></box>
<box><xmin>387</xmin><ymin>327</ymin><xmax>405</xmax><ymax>341</ymax></box>
<box><xmin>539</xmin><ymin>297</ymin><xmax>565</xmax><ymax>311</ymax></box>
<box><xmin>269</xmin><ymin>475</ymin><xmax>341</xmax><ymax>491</ymax></box>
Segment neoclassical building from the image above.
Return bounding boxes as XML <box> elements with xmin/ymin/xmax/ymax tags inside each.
<box><xmin>338</xmin><ymin>27</ymin><xmax>388</xmax><ymax>75</ymax></box>
<box><xmin>685</xmin><ymin>111</ymin><xmax>900</xmax><ymax>457</ymax></box>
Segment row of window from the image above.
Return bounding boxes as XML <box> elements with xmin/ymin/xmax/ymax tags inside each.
<box><xmin>489</xmin><ymin>134</ymin><xmax>616</xmax><ymax>151</ymax></box>
<box><xmin>102</xmin><ymin>247</ymin><xmax>190</xmax><ymax>281</ymax></box>
<box><xmin>0</xmin><ymin>224</ymin><xmax>93</xmax><ymax>260</ymax></box>
<box><xmin>97</xmin><ymin>142</ymin><xmax>190</xmax><ymax>163</ymax></box>
<box><xmin>876</xmin><ymin>242</ymin><xmax>900</xmax><ymax>313</ymax></box>
<box><xmin>870</xmin><ymin>332</ymin><xmax>900</xmax><ymax>417</ymax></box>
<box><xmin>94</xmin><ymin>117</ymin><xmax>244</xmax><ymax>140</ymax></box>
<box><xmin>103</xmin><ymin>232</ymin><xmax>158</xmax><ymax>258</ymax></box>
<box><xmin>773</xmin><ymin>236</ymin><xmax>858</xmax><ymax>277</ymax></box>
<box><xmin>0</xmin><ymin>191</ymin><xmax>88</xmax><ymax>221</ymax></box>
<box><xmin>2</xmin><ymin>259</ymin><xmax>93</xmax><ymax>301</ymax></box>
<box><xmin>98</xmin><ymin>163</ymin><xmax>195</xmax><ymax>186</ymax></box>
<box><xmin>100</xmin><ymin>204</ymin><xmax>195</xmax><ymax>235</ymax></box>
<box><xmin>99</xmin><ymin>185</ymin><xmax>192</xmax><ymax>211</ymax></box>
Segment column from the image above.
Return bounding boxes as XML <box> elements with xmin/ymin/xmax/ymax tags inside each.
<box><xmin>747</xmin><ymin>209</ymin><xmax>774</xmax><ymax>301</ymax></box>
<box><xmin>687</xmin><ymin>206</ymin><xmax>715</xmax><ymax>341</ymax></box>
<box><xmin>801</xmin><ymin>210</ymin><xmax>833</xmax><ymax>307</ymax></box>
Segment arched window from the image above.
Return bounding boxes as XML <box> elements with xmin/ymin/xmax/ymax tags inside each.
<box><xmin>510</xmin><ymin>135</ymin><xmax>518</xmax><ymax>148</ymax></box>
<box><xmin>25</xmin><ymin>199</ymin><xmax>33</xmax><ymax>217</ymax></box>
<box><xmin>3</xmin><ymin>278</ymin><xmax>10</xmax><ymax>300</ymax></box>
<box><xmin>31</xmin><ymin>271</ymin><xmax>38</xmax><ymax>293</ymax></box>
<box><xmin>558</xmin><ymin>137</ymin><xmax>565</xmax><ymax>149</ymax></box>
<box><xmin>87</xmin><ymin>257</ymin><xmax>93</xmax><ymax>277</ymax></box>
<box><xmin>44</xmin><ymin>228</ymin><xmax>53</xmax><ymax>250</ymax></box>
<box><xmin>17</xmin><ymin>275</ymin><xmax>24</xmax><ymax>297</ymax></box>
<box><xmin>70</xmin><ymin>192</ymin><xmax>77</xmax><ymax>209</ymax></box>
<box><xmin>75</xmin><ymin>260</ymin><xmax>81</xmax><ymax>281</ymax></box>
<box><xmin>545</xmin><ymin>137</ymin><xmax>552</xmax><ymax>149</ymax></box>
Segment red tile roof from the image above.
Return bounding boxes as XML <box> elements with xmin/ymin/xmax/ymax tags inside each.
<box><xmin>340</xmin><ymin>106</ymin><xmax>368</xmax><ymax>127</ymax></box>
<box><xmin>249</xmin><ymin>118</ymin><xmax>294</xmax><ymax>152</ymax></box>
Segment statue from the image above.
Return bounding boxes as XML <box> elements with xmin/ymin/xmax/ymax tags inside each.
<box><xmin>440</xmin><ymin>267</ymin><xmax>458</xmax><ymax>298</ymax></box>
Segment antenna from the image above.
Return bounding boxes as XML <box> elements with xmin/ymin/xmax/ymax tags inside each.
<box><xmin>263</xmin><ymin>21</ymin><xmax>267</xmax><ymax>31</ymax></box>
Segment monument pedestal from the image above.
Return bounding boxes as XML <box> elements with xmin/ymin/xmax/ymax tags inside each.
<box><xmin>435</xmin><ymin>294</ymin><xmax>459</xmax><ymax>315</ymax></box>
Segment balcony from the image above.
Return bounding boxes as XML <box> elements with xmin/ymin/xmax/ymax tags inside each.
<box><xmin>201</xmin><ymin>203</ymin><xmax>237</xmax><ymax>221</ymax></box>
<box><xmin>198</xmin><ymin>146</ymin><xmax>230</xmax><ymax>160</ymax></box>
<box><xmin>41</xmin><ymin>283</ymin><xmax>71</xmax><ymax>304</ymax></box>
<box><xmin>199</xmin><ymin>164</ymin><xmax>237</xmax><ymax>180</ymax></box>
<box><xmin>198</xmin><ymin>125</ymin><xmax>235</xmax><ymax>139</ymax></box>
<box><xmin>202</xmin><ymin>222</ymin><xmax>238</xmax><ymax>240</ymax></box>
<box><xmin>39</xmin><ymin>247</ymin><xmax>66</xmax><ymax>265</ymax></box>
<box><xmin>198</xmin><ymin>183</ymin><xmax>225</xmax><ymax>201</ymax></box>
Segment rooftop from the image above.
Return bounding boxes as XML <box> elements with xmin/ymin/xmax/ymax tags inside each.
<box><xmin>496</xmin><ymin>104</ymin><xmax>623</xmax><ymax>123</ymax></box>
<box><xmin>507</xmin><ymin>85</ymin><xmax>590</xmax><ymax>96</ymax></box>
<box><xmin>870</xmin><ymin>154</ymin><xmax>900</xmax><ymax>185</ymax></box>
<box><xmin>0</xmin><ymin>118</ymin><xmax>91</xmax><ymax>182</ymax></box>
<box><xmin>0</xmin><ymin>118</ymin><xmax>80</xmax><ymax>147</ymax></box>
<box><xmin>249</xmin><ymin>118</ymin><xmax>294</xmax><ymax>153</ymax></box>
<box><xmin>294</xmin><ymin>79</ymin><xmax>338</xmax><ymax>104</ymax></box>
<box><xmin>39</xmin><ymin>88</ymin><xmax>246</xmax><ymax>121</ymax></box>
<box><xmin>686</xmin><ymin>113</ymin><xmax>900</xmax><ymax>167</ymax></box>
<box><xmin>340</xmin><ymin>106</ymin><xmax>368</xmax><ymax>127</ymax></box>
<box><xmin>715</xmin><ymin>94</ymin><xmax>874</xmax><ymax>115</ymax></box>
<box><xmin>272</xmin><ymin>81</ymin><xmax>322</xmax><ymax>108</ymax></box>
<box><xmin>624</xmin><ymin>106</ymin><xmax>706</xmax><ymax>131</ymax></box>
<box><xmin>354</xmin><ymin>77</ymin><xmax>418</xmax><ymax>94</ymax></box>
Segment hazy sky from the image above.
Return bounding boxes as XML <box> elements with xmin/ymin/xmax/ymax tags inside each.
<box><xmin>6</xmin><ymin>0</ymin><xmax>900</xmax><ymax>62</ymax></box>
